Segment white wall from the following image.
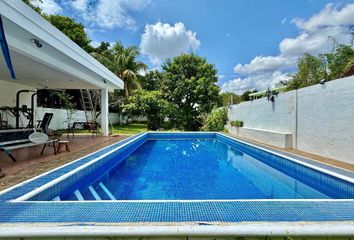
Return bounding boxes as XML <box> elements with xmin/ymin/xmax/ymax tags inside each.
<box><xmin>35</xmin><ymin>107</ymin><xmax>121</xmax><ymax>130</ymax></box>
<box><xmin>296</xmin><ymin>77</ymin><xmax>354</xmax><ymax>163</ymax></box>
<box><xmin>228</xmin><ymin>76</ymin><xmax>354</xmax><ymax>164</ymax></box>
<box><xmin>228</xmin><ymin>90</ymin><xmax>296</xmax><ymax>144</ymax></box>
<box><xmin>0</xmin><ymin>80</ymin><xmax>121</xmax><ymax>129</ymax></box>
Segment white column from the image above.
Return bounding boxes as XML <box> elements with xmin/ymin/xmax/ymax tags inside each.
<box><xmin>100</xmin><ymin>87</ymin><xmax>109</xmax><ymax>136</ymax></box>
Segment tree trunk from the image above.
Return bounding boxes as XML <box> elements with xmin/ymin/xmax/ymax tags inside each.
<box><xmin>124</xmin><ymin>80</ymin><xmax>129</xmax><ymax>100</ymax></box>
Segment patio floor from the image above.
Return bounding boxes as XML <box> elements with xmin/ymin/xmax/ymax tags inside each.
<box><xmin>0</xmin><ymin>134</ymin><xmax>128</xmax><ymax>191</ymax></box>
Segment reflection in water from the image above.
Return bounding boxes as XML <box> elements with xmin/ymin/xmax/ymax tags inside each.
<box><xmin>226</xmin><ymin>146</ymin><xmax>328</xmax><ymax>199</ymax></box>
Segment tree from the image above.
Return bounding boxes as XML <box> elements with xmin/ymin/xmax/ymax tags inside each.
<box><xmin>161</xmin><ymin>53</ymin><xmax>220</xmax><ymax>131</ymax></box>
<box><xmin>123</xmin><ymin>90</ymin><xmax>169</xmax><ymax>130</ymax></box>
<box><xmin>202</xmin><ymin>107</ymin><xmax>228</xmax><ymax>132</ymax></box>
<box><xmin>220</xmin><ymin>92</ymin><xmax>241</xmax><ymax>106</ymax></box>
<box><xmin>325</xmin><ymin>44</ymin><xmax>354</xmax><ymax>80</ymax></box>
<box><xmin>139</xmin><ymin>70</ymin><xmax>162</xmax><ymax>91</ymax></box>
<box><xmin>284</xmin><ymin>40</ymin><xmax>354</xmax><ymax>90</ymax></box>
<box><xmin>45</xmin><ymin>15</ymin><xmax>94</xmax><ymax>53</ymax></box>
<box><xmin>286</xmin><ymin>53</ymin><xmax>327</xmax><ymax>90</ymax></box>
<box><xmin>94</xmin><ymin>42</ymin><xmax>111</xmax><ymax>55</ymax></box>
<box><xmin>92</xmin><ymin>42</ymin><xmax>147</xmax><ymax>99</ymax></box>
<box><xmin>50</xmin><ymin>91</ymin><xmax>77</xmax><ymax>130</ymax></box>
<box><xmin>240</xmin><ymin>89</ymin><xmax>257</xmax><ymax>102</ymax></box>
<box><xmin>22</xmin><ymin>0</ymin><xmax>42</xmax><ymax>13</ymax></box>
<box><xmin>22</xmin><ymin>1</ymin><xmax>94</xmax><ymax>52</ymax></box>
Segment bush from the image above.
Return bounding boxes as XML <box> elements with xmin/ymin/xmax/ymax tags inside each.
<box><xmin>202</xmin><ymin>108</ymin><xmax>228</xmax><ymax>131</ymax></box>
<box><xmin>123</xmin><ymin>90</ymin><xmax>169</xmax><ymax>130</ymax></box>
<box><xmin>230</xmin><ymin>120</ymin><xmax>243</xmax><ymax>127</ymax></box>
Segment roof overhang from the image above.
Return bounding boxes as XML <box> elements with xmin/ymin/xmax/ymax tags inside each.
<box><xmin>0</xmin><ymin>0</ymin><xmax>123</xmax><ymax>90</ymax></box>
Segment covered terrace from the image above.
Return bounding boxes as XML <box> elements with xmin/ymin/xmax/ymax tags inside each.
<box><xmin>0</xmin><ymin>0</ymin><xmax>123</xmax><ymax>136</ymax></box>
<box><xmin>0</xmin><ymin>0</ymin><xmax>123</xmax><ymax>180</ymax></box>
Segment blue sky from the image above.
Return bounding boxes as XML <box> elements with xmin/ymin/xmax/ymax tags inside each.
<box><xmin>33</xmin><ymin>0</ymin><xmax>354</xmax><ymax>94</ymax></box>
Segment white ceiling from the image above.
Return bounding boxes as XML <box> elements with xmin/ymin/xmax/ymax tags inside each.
<box><xmin>0</xmin><ymin>49</ymin><xmax>98</xmax><ymax>89</ymax></box>
<box><xmin>0</xmin><ymin>2</ymin><xmax>123</xmax><ymax>90</ymax></box>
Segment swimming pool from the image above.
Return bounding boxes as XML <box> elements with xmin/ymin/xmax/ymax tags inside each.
<box><xmin>28</xmin><ymin>134</ymin><xmax>351</xmax><ymax>201</ymax></box>
<box><xmin>0</xmin><ymin>132</ymin><xmax>353</xmax><ymax>234</ymax></box>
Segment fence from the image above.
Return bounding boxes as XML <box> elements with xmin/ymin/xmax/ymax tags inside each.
<box><xmin>227</xmin><ymin>76</ymin><xmax>354</xmax><ymax>164</ymax></box>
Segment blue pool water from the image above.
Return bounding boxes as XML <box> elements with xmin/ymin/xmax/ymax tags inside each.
<box><xmin>58</xmin><ymin>138</ymin><xmax>334</xmax><ymax>200</ymax></box>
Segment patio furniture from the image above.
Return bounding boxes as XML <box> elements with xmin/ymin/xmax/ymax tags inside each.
<box><xmin>87</xmin><ymin>122</ymin><xmax>99</xmax><ymax>138</ymax></box>
<box><xmin>36</xmin><ymin>113</ymin><xmax>53</xmax><ymax>134</ymax></box>
<box><xmin>0</xmin><ymin>112</ymin><xmax>8</xmax><ymax>129</ymax></box>
<box><xmin>0</xmin><ymin>129</ymin><xmax>58</xmax><ymax>163</ymax></box>
<box><xmin>67</xmin><ymin>121</ymin><xmax>99</xmax><ymax>138</ymax></box>
<box><xmin>1</xmin><ymin>139</ymin><xmax>58</xmax><ymax>161</ymax></box>
<box><xmin>56</xmin><ymin>140</ymin><xmax>70</xmax><ymax>154</ymax></box>
<box><xmin>0</xmin><ymin>113</ymin><xmax>56</xmax><ymax>163</ymax></box>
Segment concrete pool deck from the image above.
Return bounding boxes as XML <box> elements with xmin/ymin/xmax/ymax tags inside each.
<box><xmin>0</xmin><ymin>135</ymin><xmax>128</xmax><ymax>191</ymax></box>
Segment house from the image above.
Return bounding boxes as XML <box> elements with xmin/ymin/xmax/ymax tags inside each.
<box><xmin>0</xmin><ymin>0</ymin><xmax>123</xmax><ymax>136</ymax></box>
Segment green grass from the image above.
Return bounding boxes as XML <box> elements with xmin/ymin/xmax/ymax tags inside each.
<box><xmin>112</xmin><ymin>123</ymin><xmax>147</xmax><ymax>135</ymax></box>
<box><xmin>57</xmin><ymin>122</ymin><xmax>147</xmax><ymax>135</ymax></box>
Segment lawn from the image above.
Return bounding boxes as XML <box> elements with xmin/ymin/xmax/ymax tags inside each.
<box><xmin>57</xmin><ymin>122</ymin><xmax>147</xmax><ymax>135</ymax></box>
<box><xmin>112</xmin><ymin>123</ymin><xmax>147</xmax><ymax>135</ymax></box>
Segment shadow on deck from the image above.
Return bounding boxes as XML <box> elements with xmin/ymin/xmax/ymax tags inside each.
<box><xmin>0</xmin><ymin>135</ymin><xmax>128</xmax><ymax>191</ymax></box>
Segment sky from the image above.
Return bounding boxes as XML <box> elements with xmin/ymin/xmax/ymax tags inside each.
<box><xmin>31</xmin><ymin>0</ymin><xmax>354</xmax><ymax>94</ymax></box>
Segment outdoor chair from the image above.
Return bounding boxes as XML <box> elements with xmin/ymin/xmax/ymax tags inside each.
<box><xmin>0</xmin><ymin>113</ymin><xmax>57</xmax><ymax>165</ymax></box>
<box><xmin>36</xmin><ymin>113</ymin><xmax>53</xmax><ymax>134</ymax></box>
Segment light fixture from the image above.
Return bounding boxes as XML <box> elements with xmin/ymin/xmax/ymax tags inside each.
<box><xmin>266</xmin><ymin>87</ymin><xmax>278</xmax><ymax>102</ymax></box>
<box><xmin>31</xmin><ymin>39</ymin><xmax>42</xmax><ymax>48</ymax></box>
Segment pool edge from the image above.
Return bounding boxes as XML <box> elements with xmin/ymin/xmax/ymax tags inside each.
<box><xmin>0</xmin><ymin>221</ymin><xmax>354</xmax><ymax>237</ymax></box>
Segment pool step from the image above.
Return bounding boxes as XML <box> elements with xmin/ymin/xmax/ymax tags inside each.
<box><xmin>54</xmin><ymin>184</ymin><xmax>116</xmax><ymax>201</ymax></box>
<box><xmin>74</xmin><ymin>190</ymin><xmax>84</xmax><ymax>201</ymax></box>
<box><xmin>89</xmin><ymin>185</ymin><xmax>102</xmax><ymax>200</ymax></box>
<box><xmin>52</xmin><ymin>196</ymin><xmax>61</xmax><ymax>201</ymax></box>
<box><xmin>98</xmin><ymin>182</ymin><xmax>116</xmax><ymax>200</ymax></box>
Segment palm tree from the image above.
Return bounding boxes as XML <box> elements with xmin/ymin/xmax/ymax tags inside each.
<box><xmin>92</xmin><ymin>42</ymin><xmax>147</xmax><ymax>99</ymax></box>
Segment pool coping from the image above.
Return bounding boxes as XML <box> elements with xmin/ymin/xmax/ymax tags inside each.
<box><xmin>0</xmin><ymin>132</ymin><xmax>354</xmax><ymax>236</ymax></box>
<box><xmin>1</xmin><ymin>221</ymin><xmax>354</xmax><ymax>237</ymax></box>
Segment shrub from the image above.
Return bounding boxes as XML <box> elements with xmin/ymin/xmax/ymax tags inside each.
<box><xmin>230</xmin><ymin>120</ymin><xmax>243</xmax><ymax>127</ymax></box>
<box><xmin>123</xmin><ymin>90</ymin><xmax>169</xmax><ymax>130</ymax></box>
<box><xmin>202</xmin><ymin>107</ymin><xmax>228</xmax><ymax>131</ymax></box>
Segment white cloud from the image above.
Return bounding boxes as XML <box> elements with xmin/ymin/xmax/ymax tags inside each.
<box><xmin>280</xmin><ymin>3</ymin><xmax>354</xmax><ymax>57</ymax></box>
<box><xmin>68</xmin><ymin>0</ymin><xmax>151</xmax><ymax>30</ymax></box>
<box><xmin>234</xmin><ymin>55</ymin><xmax>296</xmax><ymax>74</ymax></box>
<box><xmin>70</xmin><ymin>0</ymin><xmax>87</xmax><ymax>12</ymax></box>
<box><xmin>30</xmin><ymin>0</ymin><xmax>62</xmax><ymax>15</ymax></box>
<box><xmin>140</xmin><ymin>22</ymin><xmax>200</xmax><ymax>65</ymax></box>
<box><xmin>223</xmin><ymin>3</ymin><xmax>354</xmax><ymax>94</ymax></box>
<box><xmin>292</xmin><ymin>3</ymin><xmax>354</xmax><ymax>32</ymax></box>
<box><xmin>221</xmin><ymin>71</ymin><xmax>291</xmax><ymax>94</ymax></box>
